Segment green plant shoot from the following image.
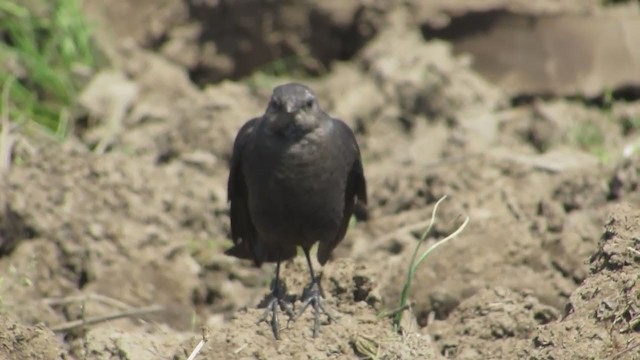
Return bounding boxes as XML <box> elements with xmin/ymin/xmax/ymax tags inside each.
<box><xmin>392</xmin><ymin>195</ymin><xmax>470</xmax><ymax>330</ymax></box>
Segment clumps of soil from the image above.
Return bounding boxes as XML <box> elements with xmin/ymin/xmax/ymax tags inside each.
<box><xmin>609</xmin><ymin>155</ymin><xmax>640</xmax><ymax>202</ymax></box>
<box><xmin>428</xmin><ymin>287</ymin><xmax>558</xmax><ymax>359</ymax></box>
<box><xmin>0</xmin><ymin>314</ymin><xmax>66</xmax><ymax>360</ymax></box>
<box><xmin>421</xmin><ymin>203</ymin><xmax>640</xmax><ymax>359</ymax></box>
<box><xmin>172</xmin><ymin>258</ymin><xmax>443</xmax><ymax>360</ymax></box>
<box><xmin>85</xmin><ymin>0</ymin><xmax>394</xmax><ymax>85</ymax></box>
<box><xmin>1</xmin><ymin>139</ymin><xmax>221</xmax><ymax>329</ymax></box>
<box><xmin>181</xmin><ymin>0</ymin><xmax>390</xmax><ymax>84</ymax></box>
<box><xmin>521</xmin><ymin>203</ymin><xmax>640</xmax><ymax>359</ymax></box>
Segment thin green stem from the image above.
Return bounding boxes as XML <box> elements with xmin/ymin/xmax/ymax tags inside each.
<box><xmin>392</xmin><ymin>196</ymin><xmax>469</xmax><ymax>330</ymax></box>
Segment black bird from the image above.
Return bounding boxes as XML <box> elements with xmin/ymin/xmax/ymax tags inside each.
<box><xmin>225</xmin><ymin>83</ymin><xmax>367</xmax><ymax>338</ymax></box>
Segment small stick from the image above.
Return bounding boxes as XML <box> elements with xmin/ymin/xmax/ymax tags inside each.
<box><xmin>490</xmin><ymin>151</ymin><xmax>567</xmax><ymax>173</ymax></box>
<box><xmin>233</xmin><ymin>344</ymin><xmax>248</xmax><ymax>355</ymax></box>
<box><xmin>611</xmin><ymin>341</ymin><xmax>640</xmax><ymax>359</ymax></box>
<box><xmin>43</xmin><ymin>293</ymin><xmax>133</xmax><ymax>310</ymax></box>
<box><xmin>50</xmin><ymin>305</ymin><xmax>163</xmax><ymax>333</ymax></box>
<box><xmin>627</xmin><ymin>247</ymin><xmax>640</xmax><ymax>257</ymax></box>
<box><xmin>502</xmin><ymin>189</ymin><xmax>524</xmax><ymax>220</ymax></box>
<box><xmin>186</xmin><ymin>327</ymin><xmax>210</xmax><ymax>360</ymax></box>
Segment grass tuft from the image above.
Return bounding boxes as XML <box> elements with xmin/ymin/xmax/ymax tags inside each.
<box><xmin>352</xmin><ymin>333</ymin><xmax>380</xmax><ymax>360</ymax></box>
<box><xmin>0</xmin><ymin>0</ymin><xmax>97</xmax><ymax>139</ymax></box>
<box><xmin>569</xmin><ymin>120</ymin><xmax>610</xmax><ymax>162</ymax></box>
<box><xmin>390</xmin><ymin>195</ymin><xmax>469</xmax><ymax>331</ymax></box>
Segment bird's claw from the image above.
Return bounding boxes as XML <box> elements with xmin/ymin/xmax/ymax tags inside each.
<box><xmin>296</xmin><ymin>281</ymin><xmax>335</xmax><ymax>338</ymax></box>
<box><xmin>258</xmin><ymin>296</ymin><xmax>295</xmax><ymax>340</ymax></box>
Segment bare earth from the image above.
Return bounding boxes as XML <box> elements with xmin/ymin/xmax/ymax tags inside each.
<box><xmin>1</xmin><ymin>1</ymin><xmax>640</xmax><ymax>359</ymax></box>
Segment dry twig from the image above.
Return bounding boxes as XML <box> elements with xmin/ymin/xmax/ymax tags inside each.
<box><xmin>186</xmin><ymin>327</ymin><xmax>210</xmax><ymax>360</ymax></box>
<box><xmin>50</xmin><ymin>304</ymin><xmax>163</xmax><ymax>333</ymax></box>
<box><xmin>43</xmin><ymin>292</ymin><xmax>133</xmax><ymax>310</ymax></box>
<box><xmin>611</xmin><ymin>341</ymin><xmax>640</xmax><ymax>359</ymax></box>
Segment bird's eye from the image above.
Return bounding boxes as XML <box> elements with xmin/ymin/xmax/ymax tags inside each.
<box><xmin>270</xmin><ymin>100</ymin><xmax>282</xmax><ymax>111</ymax></box>
<box><xmin>303</xmin><ymin>99</ymin><xmax>314</xmax><ymax>110</ymax></box>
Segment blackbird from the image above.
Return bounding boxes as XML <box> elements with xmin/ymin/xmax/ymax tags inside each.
<box><xmin>225</xmin><ymin>83</ymin><xmax>367</xmax><ymax>338</ymax></box>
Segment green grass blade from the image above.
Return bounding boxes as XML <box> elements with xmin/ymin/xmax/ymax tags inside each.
<box><xmin>0</xmin><ymin>0</ymin><xmax>98</xmax><ymax>137</ymax></box>
<box><xmin>392</xmin><ymin>196</ymin><xmax>469</xmax><ymax>331</ymax></box>
<box><xmin>413</xmin><ymin>216</ymin><xmax>469</xmax><ymax>270</ymax></box>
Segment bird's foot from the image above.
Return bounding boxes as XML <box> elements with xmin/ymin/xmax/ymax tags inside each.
<box><xmin>257</xmin><ymin>284</ymin><xmax>295</xmax><ymax>339</ymax></box>
<box><xmin>296</xmin><ymin>280</ymin><xmax>335</xmax><ymax>338</ymax></box>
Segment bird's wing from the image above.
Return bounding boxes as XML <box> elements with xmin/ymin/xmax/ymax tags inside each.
<box><xmin>317</xmin><ymin>119</ymin><xmax>368</xmax><ymax>265</ymax></box>
<box><xmin>225</xmin><ymin>118</ymin><xmax>260</xmax><ymax>263</ymax></box>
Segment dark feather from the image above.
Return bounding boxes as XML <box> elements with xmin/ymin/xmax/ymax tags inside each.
<box><xmin>226</xmin><ymin>118</ymin><xmax>260</xmax><ymax>264</ymax></box>
<box><xmin>317</xmin><ymin>119</ymin><xmax>368</xmax><ymax>265</ymax></box>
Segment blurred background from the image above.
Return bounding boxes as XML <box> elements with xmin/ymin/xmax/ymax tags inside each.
<box><xmin>1</xmin><ymin>1</ymin><xmax>639</xmax><ymax>359</ymax></box>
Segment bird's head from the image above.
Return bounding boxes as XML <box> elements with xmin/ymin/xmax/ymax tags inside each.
<box><xmin>264</xmin><ymin>83</ymin><xmax>323</xmax><ymax>135</ymax></box>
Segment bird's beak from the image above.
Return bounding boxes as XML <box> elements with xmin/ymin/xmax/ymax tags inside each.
<box><xmin>284</xmin><ymin>102</ymin><xmax>296</xmax><ymax>114</ymax></box>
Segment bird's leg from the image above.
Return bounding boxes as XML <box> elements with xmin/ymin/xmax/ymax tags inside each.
<box><xmin>257</xmin><ymin>260</ymin><xmax>294</xmax><ymax>339</ymax></box>
<box><xmin>296</xmin><ymin>248</ymin><xmax>335</xmax><ymax>337</ymax></box>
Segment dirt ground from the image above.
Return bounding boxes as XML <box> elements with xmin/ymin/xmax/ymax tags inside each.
<box><xmin>1</xmin><ymin>0</ymin><xmax>640</xmax><ymax>359</ymax></box>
